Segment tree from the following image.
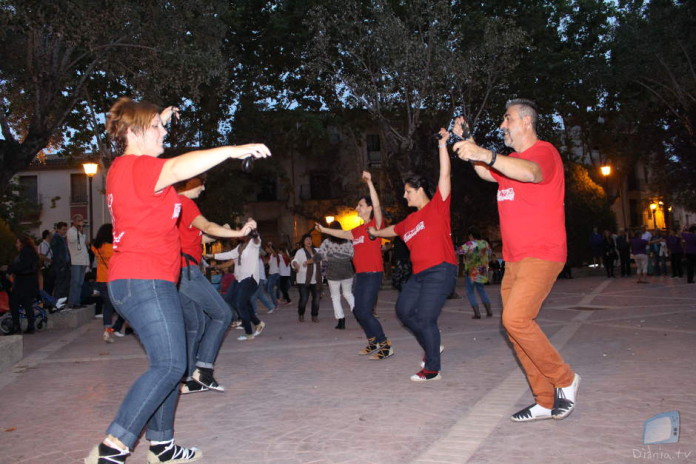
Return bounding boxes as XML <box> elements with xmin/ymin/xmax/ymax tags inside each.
<box><xmin>0</xmin><ymin>0</ymin><xmax>230</xmax><ymax>192</ymax></box>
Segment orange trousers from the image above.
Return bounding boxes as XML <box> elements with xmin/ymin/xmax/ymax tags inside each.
<box><xmin>501</xmin><ymin>258</ymin><xmax>575</xmax><ymax>409</ymax></box>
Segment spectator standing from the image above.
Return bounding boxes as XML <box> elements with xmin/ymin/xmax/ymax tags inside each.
<box><xmin>49</xmin><ymin>222</ymin><xmax>71</xmax><ymax>301</ymax></box>
<box><xmin>589</xmin><ymin>227</ymin><xmax>603</xmax><ymax>267</ymax></box>
<box><xmin>683</xmin><ymin>225</ymin><xmax>696</xmax><ymax>283</ymax></box>
<box><xmin>292</xmin><ymin>235</ymin><xmax>321</xmax><ymax>322</ymax></box>
<box><xmin>38</xmin><ymin>229</ymin><xmax>54</xmax><ymax>294</ymax></box>
<box><xmin>7</xmin><ymin>236</ymin><xmax>40</xmax><ymax>334</ymax></box>
<box><xmin>459</xmin><ymin>227</ymin><xmax>493</xmax><ymax>319</ymax></box>
<box><xmin>630</xmin><ymin>231</ymin><xmax>649</xmax><ymax>284</ymax></box>
<box><xmin>666</xmin><ymin>228</ymin><xmax>684</xmax><ymax>278</ymax></box>
<box><xmin>602</xmin><ymin>229</ymin><xmax>617</xmax><ymax>278</ymax></box>
<box><xmin>616</xmin><ymin>229</ymin><xmax>632</xmax><ymax>277</ymax></box>
<box><xmin>67</xmin><ymin>214</ymin><xmax>89</xmax><ymax>309</ymax></box>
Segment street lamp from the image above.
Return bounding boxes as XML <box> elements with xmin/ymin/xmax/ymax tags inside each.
<box><xmin>325</xmin><ymin>215</ymin><xmax>335</xmax><ymax>225</ymax></box>
<box><xmin>82</xmin><ymin>161</ymin><xmax>99</xmax><ymax>243</ymax></box>
<box><xmin>650</xmin><ymin>202</ymin><xmax>658</xmax><ymax>229</ymax></box>
<box><xmin>600</xmin><ymin>165</ymin><xmax>611</xmax><ymax>177</ymax></box>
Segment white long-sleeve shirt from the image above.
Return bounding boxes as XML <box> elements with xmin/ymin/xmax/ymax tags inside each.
<box><xmin>215</xmin><ymin>239</ymin><xmax>261</xmax><ymax>283</ymax></box>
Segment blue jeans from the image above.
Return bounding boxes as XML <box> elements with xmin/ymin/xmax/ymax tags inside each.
<box><xmin>353</xmin><ymin>272</ymin><xmax>386</xmax><ymax>342</ymax></box>
<box><xmin>396</xmin><ymin>263</ymin><xmax>457</xmax><ymax>371</ymax></box>
<box><xmin>106</xmin><ymin>279</ymin><xmax>186</xmax><ymax>448</ymax></box>
<box><xmin>179</xmin><ymin>266</ymin><xmax>232</xmax><ymax>376</ymax></box>
<box><xmin>250</xmin><ymin>278</ymin><xmax>275</xmax><ymax>312</ymax></box>
<box><xmin>68</xmin><ymin>264</ymin><xmax>86</xmax><ymax>306</ymax></box>
<box><xmin>225</xmin><ymin>277</ymin><xmax>260</xmax><ymax>335</ymax></box>
<box><xmin>464</xmin><ymin>275</ymin><xmax>490</xmax><ymax>307</ymax></box>
<box><xmin>266</xmin><ymin>273</ymin><xmax>280</xmax><ymax>307</ymax></box>
<box><xmin>95</xmin><ymin>282</ymin><xmax>116</xmax><ymax>328</ymax></box>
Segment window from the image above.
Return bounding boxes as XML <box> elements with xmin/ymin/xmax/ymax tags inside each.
<box><xmin>629</xmin><ymin>199</ymin><xmax>641</xmax><ymax>228</ymax></box>
<box><xmin>310</xmin><ymin>171</ymin><xmax>333</xmax><ymax>200</ymax></box>
<box><xmin>18</xmin><ymin>176</ymin><xmax>38</xmax><ymax>204</ymax></box>
<box><xmin>71</xmin><ymin>174</ymin><xmax>88</xmax><ymax>203</ymax></box>
<box><xmin>366</xmin><ymin>134</ymin><xmax>382</xmax><ymax>165</ymax></box>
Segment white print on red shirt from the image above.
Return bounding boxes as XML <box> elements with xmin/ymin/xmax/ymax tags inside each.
<box><xmin>403</xmin><ymin>221</ymin><xmax>425</xmax><ymax>243</ymax></box>
<box><xmin>107</xmin><ymin>193</ymin><xmax>125</xmax><ymax>245</ymax></box>
<box><xmin>497</xmin><ymin>188</ymin><xmax>515</xmax><ymax>202</ymax></box>
<box><xmin>353</xmin><ymin>235</ymin><xmax>365</xmax><ymax>246</ymax></box>
<box><xmin>172</xmin><ymin>203</ymin><xmax>182</xmax><ymax>219</ymax></box>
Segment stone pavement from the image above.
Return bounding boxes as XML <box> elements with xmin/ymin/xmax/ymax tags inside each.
<box><xmin>1</xmin><ymin>275</ymin><xmax>694</xmax><ymax>464</ymax></box>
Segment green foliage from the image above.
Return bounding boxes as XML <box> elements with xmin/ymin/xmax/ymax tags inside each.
<box><xmin>565</xmin><ymin>162</ymin><xmax>616</xmax><ymax>266</ymax></box>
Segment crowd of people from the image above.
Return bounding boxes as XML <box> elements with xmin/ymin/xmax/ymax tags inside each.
<box><xmin>2</xmin><ymin>96</ymin><xmax>696</xmax><ymax>464</ymax></box>
<box><xmin>591</xmin><ymin>225</ymin><xmax>696</xmax><ymax>284</ymax></box>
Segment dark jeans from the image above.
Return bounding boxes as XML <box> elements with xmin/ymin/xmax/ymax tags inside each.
<box><xmin>94</xmin><ymin>282</ymin><xmax>118</xmax><ymax>328</ymax></box>
<box><xmin>671</xmin><ymin>252</ymin><xmax>684</xmax><ymax>278</ymax></box>
<box><xmin>51</xmin><ymin>265</ymin><xmax>70</xmax><ymax>300</ymax></box>
<box><xmin>297</xmin><ymin>284</ymin><xmax>319</xmax><ymax>317</ymax></box>
<box><xmin>619</xmin><ymin>251</ymin><xmax>631</xmax><ymax>277</ymax></box>
<box><xmin>353</xmin><ymin>272</ymin><xmax>386</xmax><ymax>342</ymax></box>
<box><xmin>396</xmin><ymin>263</ymin><xmax>457</xmax><ymax>372</ymax></box>
<box><xmin>106</xmin><ymin>279</ymin><xmax>186</xmax><ymax>448</ymax></box>
<box><xmin>602</xmin><ymin>255</ymin><xmax>615</xmax><ymax>277</ymax></box>
<box><xmin>226</xmin><ymin>277</ymin><xmax>260</xmax><ymax>335</ymax></box>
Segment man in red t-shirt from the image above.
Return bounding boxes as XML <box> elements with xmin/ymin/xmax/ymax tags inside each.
<box><xmin>454</xmin><ymin>99</ymin><xmax>580</xmax><ymax>422</ymax></box>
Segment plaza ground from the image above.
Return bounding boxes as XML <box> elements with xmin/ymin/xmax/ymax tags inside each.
<box><xmin>1</xmin><ymin>274</ymin><xmax>694</xmax><ymax>463</ymax></box>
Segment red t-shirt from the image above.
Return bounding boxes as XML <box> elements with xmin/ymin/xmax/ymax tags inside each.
<box><xmin>491</xmin><ymin>140</ymin><xmax>567</xmax><ymax>263</ymax></box>
<box><xmin>393</xmin><ymin>188</ymin><xmax>456</xmax><ymax>274</ymax></box>
<box><xmin>350</xmin><ymin>218</ymin><xmax>384</xmax><ymax>273</ymax></box>
<box><xmin>178</xmin><ymin>195</ymin><xmax>203</xmax><ymax>267</ymax></box>
<box><xmin>106</xmin><ymin>155</ymin><xmax>182</xmax><ymax>282</ymax></box>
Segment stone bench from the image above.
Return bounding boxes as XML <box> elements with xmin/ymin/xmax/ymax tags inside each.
<box><xmin>48</xmin><ymin>305</ymin><xmax>94</xmax><ymax>330</ymax></box>
<box><xmin>0</xmin><ymin>335</ymin><xmax>23</xmax><ymax>373</ymax></box>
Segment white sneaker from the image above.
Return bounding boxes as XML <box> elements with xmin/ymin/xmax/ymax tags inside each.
<box><xmin>552</xmin><ymin>373</ymin><xmax>581</xmax><ymax>420</ymax></box>
<box><xmin>112</xmin><ymin>330</ymin><xmax>125</xmax><ymax>338</ymax></box>
<box><xmin>237</xmin><ymin>334</ymin><xmax>254</xmax><ymax>341</ymax></box>
<box><xmin>253</xmin><ymin>321</ymin><xmax>266</xmax><ymax>337</ymax></box>
<box><xmin>511</xmin><ymin>403</ymin><xmax>553</xmax><ymax>422</ymax></box>
<box><xmin>102</xmin><ymin>330</ymin><xmax>115</xmax><ymax>344</ymax></box>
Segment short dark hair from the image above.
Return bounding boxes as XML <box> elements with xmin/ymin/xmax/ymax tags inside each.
<box><xmin>42</xmin><ymin>230</ymin><xmax>51</xmax><ymax>240</ymax></box>
<box><xmin>358</xmin><ymin>195</ymin><xmax>374</xmax><ymax>219</ymax></box>
<box><xmin>467</xmin><ymin>226</ymin><xmax>482</xmax><ymax>240</ymax></box>
<box><xmin>56</xmin><ymin>222</ymin><xmax>68</xmax><ymax>230</ymax></box>
<box><xmin>506</xmin><ymin>98</ymin><xmax>538</xmax><ymax>131</ymax></box>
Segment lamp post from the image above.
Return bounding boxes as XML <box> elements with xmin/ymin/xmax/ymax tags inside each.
<box><xmin>325</xmin><ymin>215</ymin><xmax>335</xmax><ymax>226</ymax></box>
<box><xmin>82</xmin><ymin>161</ymin><xmax>99</xmax><ymax>243</ymax></box>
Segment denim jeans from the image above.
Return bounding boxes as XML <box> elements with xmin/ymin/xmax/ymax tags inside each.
<box><xmin>353</xmin><ymin>272</ymin><xmax>385</xmax><ymax>342</ymax></box>
<box><xmin>179</xmin><ymin>266</ymin><xmax>232</xmax><ymax>376</ymax></box>
<box><xmin>250</xmin><ymin>278</ymin><xmax>275</xmax><ymax>312</ymax></box>
<box><xmin>464</xmin><ymin>275</ymin><xmax>490</xmax><ymax>307</ymax></box>
<box><xmin>226</xmin><ymin>277</ymin><xmax>260</xmax><ymax>335</ymax></box>
<box><xmin>396</xmin><ymin>263</ymin><xmax>456</xmax><ymax>371</ymax></box>
<box><xmin>95</xmin><ymin>281</ymin><xmax>116</xmax><ymax>328</ymax></box>
<box><xmin>68</xmin><ymin>264</ymin><xmax>86</xmax><ymax>306</ymax></box>
<box><xmin>297</xmin><ymin>284</ymin><xmax>319</xmax><ymax>317</ymax></box>
<box><xmin>266</xmin><ymin>273</ymin><xmax>280</xmax><ymax>307</ymax></box>
<box><xmin>106</xmin><ymin>279</ymin><xmax>186</xmax><ymax>448</ymax></box>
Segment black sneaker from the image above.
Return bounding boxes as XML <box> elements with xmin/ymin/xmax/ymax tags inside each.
<box><xmin>192</xmin><ymin>368</ymin><xmax>225</xmax><ymax>392</ymax></box>
<box><xmin>147</xmin><ymin>440</ymin><xmax>201</xmax><ymax>463</ymax></box>
<box><xmin>180</xmin><ymin>380</ymin><xmax>209</xmax><ymax>394</ymax></box>
<box><xmin>369</xmin><ymin>340</ymin><xmax>394</xmax><ymax>360</ymax></box>
<box><xmin>552</xmin><ymin>373</ymin><xmax>581</xmax><ymax>420</ymax></box>
<box><xmin>510</xmin><ymin>403</ymin><xmax>553</xmax><ymax>422</ymax></box>
<box><xmin>84</xmin><ymin>442</ymin><xmax>129</xmax><ymax>464</ymax></box>
<box><xmin>358</xmin><ymin>337</ymin><xmax>379</xmax><ymax>355</ymax></box>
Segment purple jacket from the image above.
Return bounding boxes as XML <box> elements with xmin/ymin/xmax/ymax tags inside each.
<box><xmin>682</xmin><ymin>232</ymin><xmax>696</xmax><ymax>255</ymax></box>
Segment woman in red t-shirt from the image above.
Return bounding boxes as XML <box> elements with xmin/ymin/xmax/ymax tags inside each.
<box><xmin>85</xmin><ymin>97</ymin><xmax>270</xmax><ymax>464</ymax></box>
<box><xmin>369</xmin><ymin>128</ymin><xmax>457</xmax><ymax>382</ymax></box>
<box><xmin>316</xmin><ymin>171</ymin><xmax>394</xmax><ymax>360</ymax></box>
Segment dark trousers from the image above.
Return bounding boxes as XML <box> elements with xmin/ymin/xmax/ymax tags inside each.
<box><xmin>298</xmin><ymin>284</ymin><xmax>319</xmax><ymax>317</ymax></box>
<box><xmin>227</xmin><ymin>277</ymin><xmax>260</xmax><ymax>335</ymax></box>
<box><xmin>671</xmin><ymin>252</ymin><xmax>684</xmax><ymax>278</ymax></box>
<box><xmin>396</xmin><ymin>263</ymin><xmax>457</xmax><ymax>372</ymax></box>
<box><xmin>686</xmin><ymin>254</ymin><xmax>696</xmax><ymax>283</ymax></box>
<box><xmin>279</xmin><ymin>276</ymin><xmax>291</xmax><ymax>302</ymax></box>
<box><xmin>10</xmin><ymin>290</ymin><xmax>35</xmax><ymax>330</ymax></box>
<box><xmin>619</xmin><ymin>252</ymin><xmax>631</xmax><ymax>277</ymax></box>
<box><xmin>353</xmin><ymin>272</ymin><xmax>386</xmax><ymax>342</ymax></box>
<box><xmin>602</xmin><ymin>255</ymin><xmax>615</xmax><ymax>277</ymax></box>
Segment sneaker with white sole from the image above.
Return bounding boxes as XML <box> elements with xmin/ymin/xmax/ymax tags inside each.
<box><xmin>103</xmin><ymin>329</ymin><xmax>115</xmax><ymax>344</ymax></box>
<box><xmin>180</xmin><ymin>380</ymin><xmax>209</xmax><ymax>394</ymax></box>
<box><xmin>191</xmin><ymin>368</ymin><xmax>225</xmax><ymax>392</ymax></box>
<box><xmin>147</xmin><ymin>439</ymin><xmax>201</xmax><ymax>463</ymax></box>
<box><xmin>410</xmin><ymin>369</ymin><xmax>441</xmax><ymax>382</ymax></box>
<box><xmin>237</xmin><ymin>334</ymin><xmax>254</xmax><ymax>341</ymax></box>
<box><xmin>510</xmin><ymin>403</ymin><xmax>553</xmax><ymax>422</ymax></box>
<box><xmin>552</xmin><ymin>373</ymin><xmax>581</xmax><ymax>420</ymax></box>
<box><xmin>253</xmin><ymin>321</ymin><xmax>266</xmax><ymax>337</ymax></box>
<box><xmin>112</xmin><ymin>330</ymin><xmax>125</xmax><ymax>338</ymax></box>
<box><xmin>84</xmin><ymin>441</ymin><xmax>129</xmax><ymax>464</ymax></box>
